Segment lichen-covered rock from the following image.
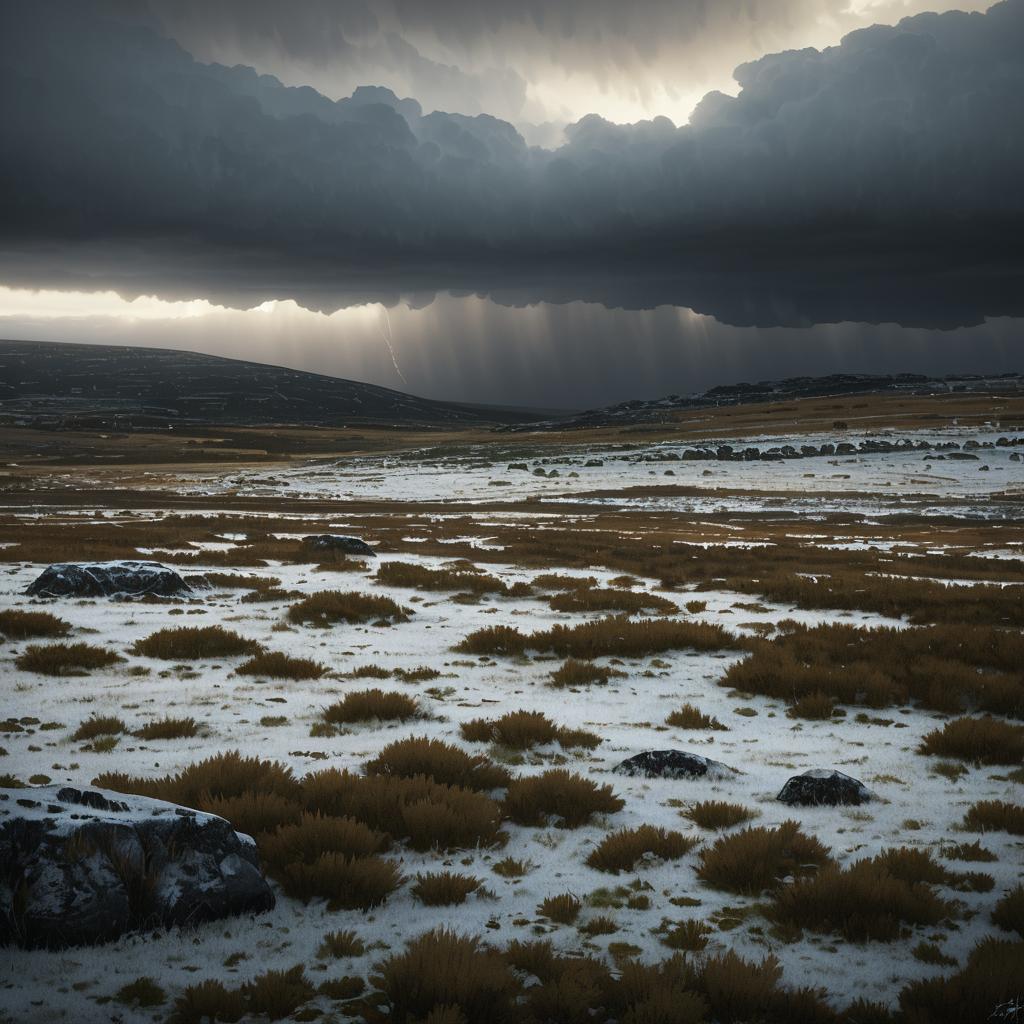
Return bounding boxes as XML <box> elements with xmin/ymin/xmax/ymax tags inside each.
<box><xmin>302</xmin><ymin>534</ymin><xmax>376</xmax><ymax>556</ymax></box>
<box><xmin>0</xmin><ymin>785</ymin><xmax>274</xmax><ymax>949</ymax></box>
<box><xmin>776</xmin><ymin>769</ymin><xmax>874</xmax><ymax>807</ymax></box>
<box><xmin>25</xmin><ymin>561</ymin><xmax>191</xmax><ymax>599</ymax></box>
<box><xmin>613</xmin><ymin>750</ymin><xmax>736</xmax><ymax>780</ymax></box>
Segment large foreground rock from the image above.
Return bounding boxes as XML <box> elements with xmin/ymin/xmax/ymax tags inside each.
<box><xmin>777</xmin><ymin>769</ymin><xmax>874</xmax><ymax>807</ymax></box>
<box><xmin>0</xmin><ymin>785</ymin><xmax>274</xmax><ymax>949</ymax></box>
<box><xmin>25</xmin><ymin>560</ymin><xmax>192</xmax><ymax>599</ymax></box>
<box><xmin>302</xmin><ymin>534</ymin><xmax>376</xmax><ymax>556</ymax></box>
<box><xmin>613</xmin><ymin>750</ymin><xmax>736</xmax><ymax>780</ymax></box>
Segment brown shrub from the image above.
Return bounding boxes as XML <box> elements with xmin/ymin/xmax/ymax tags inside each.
<box><xmin>697</xmin><ymin>821</ymin><xmax>832</xmax><ymax>895</ymax></box>
<box><xmin>243</xmin><ymin>966</ymin><xmax>315</xmax><ymax>1020</ymax></box>
<box><xmin>239</xmin><ymin>587</ymin><xmax>301</xmax><ymax>604</ymax></box>
<box><xmin>301</xmin><ymin>770</ymin><xmax>504</xmax><ymax>851</ymax></box>
<box><xmin>538</xmin><ymin>893</ymin><xmax>581</xmax><ymax>925</ymax></box>
<box><xmin>318</xmin><ymin>930</ymin><xmax>365</xmax><ymax>958</ymax></box>
<box><xmin>258</xmin><ymin>813</ymin><xmax>388</xmax><ymax>874</ymax></box>
<box><xmin>115</xmin><ymin>977</ymin><xmax>166</xmax><ymax>1008</ymax></box>
<box><xmin>940</xmin><ymin>839</ymin><xmax>997</xmax><ymax>862</ymax></box>
<box><xmin>992</xmin><ymin>885</ymin><xmax>1024</xmax><ymax>937</ymax></box>
<box><xmin>549</xmin><ymin>587</ymin><xmax>679</xmax><ymax>615</ymax></box>
<box><xmin>665</xmin><ymin>704</ymin><xmax>727</xmax><ymax>730</ymax></box>
<box><xmin>503</xmin><ymin>770</ymin><xmax>624</xmax><ymax>828</ymax></box>
<box><xmin>202</xmin><ymin>573</ymin><xmax>282</xmax><ymax>591</ymax></box>
<box><xmin>287</xmin><ymin>590</ymin><xmax>409</xmax><ymax>627</ymax></box>
<box><xmin>201</xmin><ymin>792</ymin><xmax>302</xmax><ymax>836</ymax></box>
<box><xmin>898</xmin><ymin>938</ymin><xmax>1024</xmax><ymax>1023</ymax></box>
<box><xmin>16</xmin><ymin>642</ymin><xmax>123</xmax><ymax>676</ymax></box>
<box><xmin>658</xmin><ymin>919</ymin><xmax>711</xmax><ymax>952</ymax></box>
<box><xmin>788</xmin><ymin>692</ymin><xmax>838</xmax><ymax>720</ymax></box>
<box><xmin>167</xmin><ymin>980</ymin><xmax>247</xmax><ymax>1024</ymax></box>
<box><xmin>460</xmin><ymin>710</ymin><xmax>600</xmax><ymax>750</ymax></box>
<box><xmin>411</xmin><ymin>872</ymin><xmax>483</xmax><ymax>906</ymax></box>
<box><xmin>586</xmin><ymin>825</ymin><xmax>698</xmax><ymax>874</ymax></box>
<box><xmin>456</xmin><ymin>616</ymin><xmax>735</xmax><ymax>659</ymax></box>
<box><xmin>323</xmin><ymin>689</ymin><xmax>420</xmax><ymax>724</ymax></box>
<box><xmin>919</xmin><ymin>717</ymin><xmax>1024</xmax><ymax>765</ymax></box>
<box><xmin>0</xmin><ymin>610</ymin><xmax>71</xmax><ymax>639</ymax></box>
<box><xmin>132</xmin><ymin>626</ymin><xmax>260</xmax><ymax>660</ymax></box>
<box><xmin>96</xmin><ymin>750</ymin><xmax>300</xmax><ymax>807</ymax></box>
<box><xmin>683</xmin><ymin>801</ymin><xmax>758</xmax><ymax>831</ymax></box>
<box><xmin>962</xmin><ymin>800</ymin><xmax>1024</xmax><ymax>834</ymax></box>
<box><xmin>394</xmin><ymin>666</ymin><xmax>441</xmax><ymax>683</ymax></box>
<box><xmin>548</xmin><ymin>658</ymin><xmax>624</xmax><ymax>688</ymax></box>
<box><xmin>236</xmin><ymin>651</ymin><xmax>326</xmax><ymax>680</ymax></box>
<box><xmin>133</xmin><ymin>716</ymin><xmax>198</xmax><ymax>740</ymax></box>
<box><xmin>768</xmin><ymin>858</ymin><xmax>953</xmax><ymax>942</ymax></box>
<box><xmin>71</xmin><ymin>715</ymin><xmax>127</xmax><ymax>741</ymax></box>
<box><xmin>369</xmin><ymin>928</ymin><xmax>520</xmax><ymax>1024</ymax></box>
<box><xmin>280</xmin><ymin>853</ymin><xmax>402</xmax><ymax>909</ymax></box>
<box><xmin>532</xmin><ymin>574</ymin><xmax>597</xmax><ymax>592</ymax></box>
<box><xmin>376</xmin><ymin>562</ymin><xmax>509</xmax><ymax>594</ymax></box>
<box><xmin>723</xmin><ymin>622</ymin><xmax>1024</xmax><ymax>716</ymax></box>
<box><xmin>364</xmin><ymin>737</ymin><xmax>510</xmax><ymax>791</ymax></box>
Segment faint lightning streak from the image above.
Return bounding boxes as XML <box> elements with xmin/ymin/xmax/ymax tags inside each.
<box><xmin>379</xmin><ymin>307</ymin><xmax>408</xmax><ymax>387</ymax></box>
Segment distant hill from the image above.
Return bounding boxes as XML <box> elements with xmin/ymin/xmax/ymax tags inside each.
<box><xmin>0</xmin><ymin>340</ymin><xmax>544</xmax><ymax>429</ymax></box>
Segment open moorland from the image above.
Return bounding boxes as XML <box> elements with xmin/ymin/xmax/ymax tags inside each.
<box><xmin>1</xmin><ymin>385</ymin><xmax>1022</xmax><ymax>1023</ymax></box>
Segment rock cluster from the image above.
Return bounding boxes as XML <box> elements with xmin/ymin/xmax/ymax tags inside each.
<box><xmin>613</xmin><ymin>750</ymin><xmax>736</xmax><ymax>780</ymax></box>
<box><xmin>302</xmin><ymin>534</ymin><xmax>376</xmax><ymax>556</ymax></box>
<box><xmin>776</xmin><ymin>769</ymin><xmax>875</xmax><ymax>806</ymax></box>
<box><xmin>25</xmin><ymin>561</ymin><xmax>192</xmax><ymax>599</ymax></box>
<box><xmin>0</xmin><ymin>786</ymin><xmax>274</xmax><ymax>949</ymax></box>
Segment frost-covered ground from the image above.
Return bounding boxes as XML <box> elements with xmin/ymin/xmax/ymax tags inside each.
<box><xmin>1</xmin><ymin>426</ymin><xmax>1022</xmax><ymax>1022</ymax></box>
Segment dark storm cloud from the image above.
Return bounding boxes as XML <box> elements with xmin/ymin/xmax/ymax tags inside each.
<box><xmin>1</xmin><ymin>0</ymin><xmax>1022</xmax><ymax>260</ymax></box>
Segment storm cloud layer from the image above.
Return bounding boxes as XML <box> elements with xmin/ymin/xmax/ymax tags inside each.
<box><xmin>1</xmin><ymin>0</ymin><xmax>1022</xmax><ymax>261</ymax></box>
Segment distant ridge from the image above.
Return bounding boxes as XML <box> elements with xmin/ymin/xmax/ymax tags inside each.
<box><xmin>507</xmin><ymin>372</ymin><xmax>1024</xmax><ymax>430</ymax></box>
<box><xmin>0</xmin><ymin>340</ymin><xmax>545</xmax><ymax>429</ymax></box>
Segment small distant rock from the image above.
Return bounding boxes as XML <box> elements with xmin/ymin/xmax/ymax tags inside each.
<box><xmin>25</xmin><ymin>561</ymin><xmax>191</xmax><ymax>599</ymax></box>
<box><xmin>613</xmin><ymin>750</ymin><xmax>736</xmax><ymax>780</ymax></box>
<box><xmin>776</xmin><ymin>769</ymin><xmax>874</xmax><ymax>807</ymax></box>
<box><xmin>0</xmin><ymin>785</ymin><xmax>274</xmax><ymax>949</ymax></box>
<box><xmin>301</xmin><ymin>534</ymin><xmax>376</xmax><ymax>556</ymax></box>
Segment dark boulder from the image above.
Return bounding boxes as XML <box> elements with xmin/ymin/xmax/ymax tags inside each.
<box><xmin>776</xmin><ymin>769</ymin><xmax>874</xmax><ymax>807</ymax></box>
<box><xmin>0</xmin><ymin>785</ymin><xmax>274</xmax><ymax>949</ymax></box>
<box><xmin>613</xmin><ymin>750</ymin><xmax>735</xmax><ymax>780</ymax></box>
<box><xmin>302</xmin><ymin>535</ymin><xmax>376</xmax><ymax>556</ymax></box>
<box><xmin>25</xmin><ymin>561</ymin><xmax>191</xmax><ymax>599</ymax></box>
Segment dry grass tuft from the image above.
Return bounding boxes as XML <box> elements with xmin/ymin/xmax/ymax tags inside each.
<box><xmin>538</xmin><ymin>893</ymin><xmax>581</xmax><ymax>924</ymax></box>
<box><xmin>318</xmin><ymin>930</ymin><xmax>366</xmax><ymax>959</ymax></box>
<box><xmin>504</xmin><ymin>770</ymin><xmax>624</xmax><ymax>828</ymax></box>
<box><xmin>376</xmin><ymin>561</ymin><xmax>510</xmax><ymax>595</ymax></box>
<box><xmin>788</xmin><ymin>691</ymin><xmax>838</xmax><ymax>720</ymax></box>
<box><xmin>665</xmin><ymin>703</ymin><xmax>728</xmax><ymax>731</ymax></box>
<box><xmin>115</xmin><ymin>977</ymin><xmax>166</xmax><ymax>1008</ymax></box>
<box><xmin>71</xmin><ymin>715</ymin><xmax>127</xmax><ymax>741</ymax></box>
<box><xmin>242</xmin><ymin>966</ymin><xmax>315</xmax><ymax>1020</ymax></box>
<box><xmin>460</xmin><ymin>710</ymin><xmax>600</xmax><ymax>750</ymax></box>
<box><xmin>992</xmin><ymin>885</ymin><xmax>1024</xmax><ymax>937</ymax></box>
<box><xmin>0</xmin><ymin>609</ymin><xmax>71</xmax><ymax>639</ymax></box>
<box><xmin>288</xmin><ymin>590</ymin><xmax>409</xmax><ymax>627</ymax></box>
<box><xmin>724</xmin><ymin>622</ymin><xmax>1024</xmax><ymax>717</ymax></box>
<box><xmin>961</xmin><ymin>800</ymin><xmax>1024</xmax><ymax>834</ymax></box>
<box><xmin>16</xmin><ymin>642</ymin><xmax>123</xmax><ymax>676</ymax></box>
<box><xmin>236</xmin><ymin>651</ymin><xmax>327</xmax><ymax>680</ymax></box>
<box><xmin>167</xmin><ymin>980</ymin><xmax>248</xmax><ymax>1024</ymax></box>
<box><xmin>547</xmin><ymin>658</ymin><xmax>624</xmax><ymax>688</ymax></box>
<box><xmin>411</xmin><ymin>872</ymin><xmax>483</xmax><ymax>906</ymax></box>
<box><xmin>548</xmin><ymin>587</ymin><xmax>679</xmax><ymax>615</ymax></box>
<box><xmin>323</xmin><ymin>689</ymin><xmax>420</xmax><ymax>724</ymax></box>
<box><xmin>586</xmin><ymin>825</ymin><xmax>698</xmax><ymax>873</ymax></box>
<box><xmin>133</xmin><ymin>716</ymin><xmax>198</xmax><ymax>740</ymax></box>
<box><xmin>697</xmin><ymin>821</ymin><xmax>832</xmax><ymax>895</ymax></box>
<box><xmin>201</xmin><ymin>792</ymin><xmax>302</xmax><ymax>836</ymax></box>
<box><xmin>369</xmin><ymin>928</ymin><xmax>519</xmax><ymax>1024</ymax></box>
<box><xmin>364</xmin><ymin>737</ymin><xmax>510</xmax><ymax>791</ymax></box>
<box><xmin>280</xmin><ymin>853</ymin><xmax>403</xmax><ymax>909</ymax></box>
<box><xmin>898</xmin><ymin>938</ymin><xmax>1024</xmax><ymax>1024</ymax></box>
<box><xmin>258</xmin><ymin>813</ymin><xmax>389</xmax><ymax>875</ymax></box>
<box><xmin>940</xmin><ymin>839</ymin><xmax>997</xmax><ymax>862</ymax></box>
<box><xmin>458</xmin><ymin>615</ymin><xmax>734</xmax><ymax>659</ymax></box>
<box><xmin>658</xmin><ymin>919</ymin><xmax>712</xmax><ymax>952</ymax></box>
<box><xmin>683</xmin><ymin>801</ymin><xmax>758</xmax><ymax>831</ymax></box>
<box><xmin>919</xmin><ymin>717</ymin><xmax>1024</xmax><ymax>765</ymax></box>
<box><xmin>132</xmin><ymin>626</ymin><xmax>260</xmax><ymax>660</ymax></box>
<box><xmin>768</xmin><ymin>857</ymin><xmax>953</xmax><ymax>942</ymax></box>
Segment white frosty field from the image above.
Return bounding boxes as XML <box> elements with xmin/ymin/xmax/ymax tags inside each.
<box><xmin>1</xmin><ymin>421</ymin><xmax>1022</xmax><ymax>1023</ymax></box>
